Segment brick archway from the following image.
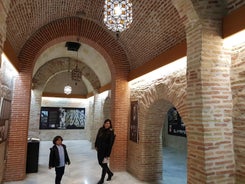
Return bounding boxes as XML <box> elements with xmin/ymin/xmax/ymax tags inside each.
<box><xmin>128</xmin><ymin>68</ymin><xmax>187</xmax><ymax>181</ymax></box>
<box><xmin>5</xmin><ymin>17</ymin><xmax>130</xmax><ymax>181</ymax></box>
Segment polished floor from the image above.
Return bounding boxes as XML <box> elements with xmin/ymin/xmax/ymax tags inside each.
<box><xmin>4</xmin><ymin>140</ymin><xmax>186</xmax><ymax>184</ymax></box>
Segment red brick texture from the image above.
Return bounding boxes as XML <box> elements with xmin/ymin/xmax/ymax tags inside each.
<box><xmin>4</xmin><ymin>72</ymin><xmax>32</xmax><ymax>181</ymax></box>
<box><xmin>1</xmin><ymin>0</ymin><xmax>245</xmax><ymax>183</ymax></box>
<box><xmin>185</xmin><ymin>17</ymin><xmax>235</xmax><ymax>184</ymax></box>
<box><xmin>4</xmin><ymin>17</ymin><xmax>130</xmax><ymax>180</ymax></box>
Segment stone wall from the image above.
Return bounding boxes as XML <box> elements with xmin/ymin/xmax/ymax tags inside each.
<box><xmin>0</xmin><ymin>1</ymin><xmax>12</xmax><ymax>183</ymax></box>
<box><xmin>231</xmin><ymin>43</ymin><xmax>245</xmax><ymax>183</ymax></box>
<box><xmin>128</xmin><ymin>66</ymin><xmax>187</xmax><ymax>181</ymax></box>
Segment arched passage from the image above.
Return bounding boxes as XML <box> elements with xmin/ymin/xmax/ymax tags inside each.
<box><xmin>5</xmin><ymin>17</ymin><xmax>130</xmax><ymax>180</ymax></box>
<box><xmin>163</xmin><ymin>106</ymin><xmax>187</xmax><ymax>183</ymax></box>
<box><xmin>128</xmin><ymin>66</ymin><xmax>187</xmax><ymax>181</ymax></box>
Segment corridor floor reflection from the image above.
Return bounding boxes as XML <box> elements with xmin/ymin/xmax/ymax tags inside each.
<box><xmin>4</xmin><ymin>140</ymin><xmax>150</xmax><ymax>184</ymax></box>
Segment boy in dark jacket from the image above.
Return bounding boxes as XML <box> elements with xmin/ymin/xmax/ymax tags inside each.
<box><xmin>49</xmin><ymin>135</ymin><xmax>71</xmax><ymax>184</ymax></box>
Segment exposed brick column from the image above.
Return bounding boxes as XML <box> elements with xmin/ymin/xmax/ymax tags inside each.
<box><xmin>4</xmin><ymin>71</ymin><xmax>32</xmax><ymax>181</ymax></box>
<box><xmin>230</xmin><ymin>44</ymin><xmax>245</xmax><ymax>183</ymax></box>
<box><xmin>110</xmin><ymin>77</ymin><xmax>130</xmax><ymax>171</ymax></box>
<box><xmin>185</xmin><ymin>19</ymin><xmax>235</xmax><ymax>183</ymax></box>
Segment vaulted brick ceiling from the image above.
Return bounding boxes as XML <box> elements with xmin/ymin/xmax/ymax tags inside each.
<box><xmin>4</xmin><ymin>0</ymin><xmax>243</xmax><ymax>96</ymax></box>
<box><xmin>6</xmin><ymin>0</ymin><xmax>186</xmax><ymax>69</ymax></box>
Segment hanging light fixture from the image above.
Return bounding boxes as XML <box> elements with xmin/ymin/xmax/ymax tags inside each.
<box><xmin>64</xmin><ymin>85</ymin><xmax>72</xmax><ymax>95</ymax></box>
<box><xmin>64</xmin><ymin>60</ymin><xmax>72</xmax><ymax>95</ymax></box>
<box><xmin>71</xmin><ymin>51</ymin><xmax>82</xmax><ymax>85</ymax></box>
<box><xmin>103</xmin><ymin>0</ymin><xmax>133</xmax><ymax>32</ymax></box>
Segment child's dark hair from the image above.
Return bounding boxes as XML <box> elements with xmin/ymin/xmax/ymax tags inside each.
<box><xmin>53</xmin><ymin>135</ymin><xmax>63</xmax><ymax>144</ymax></box>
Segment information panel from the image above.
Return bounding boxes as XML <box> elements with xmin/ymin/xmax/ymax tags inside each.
<box><xmin>40</xmin><ymin>107</ymin><xmax>85</xmax><ymax>129</ymax></box>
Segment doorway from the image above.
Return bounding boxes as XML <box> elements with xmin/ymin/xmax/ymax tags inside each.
<box><xmin>162</xmin><ymin>107</ymin><xmax>187</xmax><ymax>183</ymax></box>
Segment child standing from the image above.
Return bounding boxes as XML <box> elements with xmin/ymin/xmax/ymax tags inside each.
<box><xmin>49</xmin><ymin>135</ymin><xmax>71</xmax><ymax>184</ymax></box>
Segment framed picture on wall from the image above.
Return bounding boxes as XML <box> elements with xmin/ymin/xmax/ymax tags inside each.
<box><xmin>130</xmin><ymin>101</ymin><xmax>139</xmax><ymax>143</ymax></box>
<box><xmin>0</xmin><ymin>98</ymin><xmax>11</xmax><ymax>144</ymax></box>
<box><xmin>167</xmin><ymin>107</ymin><xmax>186</xmax><ymax>137</ymax></box>
<box><xmin>0</xmin><ymin>97</ymin><xmax>12</xmax><ymax>123</ymax></box>
<box><xmin>0</xmin><ymin>120</ymin><xmax>9</xmax><ymax>143</ymax></box>
<box><xmin>39</xmin><ymin>107</ymin><xmax>85</xmax><ymax>129</ymax></box>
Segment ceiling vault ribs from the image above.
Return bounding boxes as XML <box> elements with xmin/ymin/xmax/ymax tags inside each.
<box><xmin>6</xmin><ymin>0</ymin><xmax>244</xmax><ymax>97</ymax></box>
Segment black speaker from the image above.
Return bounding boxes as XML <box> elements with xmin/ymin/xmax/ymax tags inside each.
<box><xmin>65</xmin><ymin>42</ymin><xmax>81</xmax><ymax>51</ymax></box>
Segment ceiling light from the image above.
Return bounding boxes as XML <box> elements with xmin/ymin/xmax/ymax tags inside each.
<box><xmin>103</xmin><ymin>0</ymin><xmax>133</xmax><ymax>32</ymax></box>
<box><xmin>71</xmin><ymin>50</ymin><xmax>82</xmax><ymax>85</ymax></box>
<box><xmin>64</xmin><ymin>60</ymin><xmax>72</xmax><ymax>95</ymax></box>
<box><xmin>64</xmin><ymin>85</ymin><xmax>72</xmax><ymax>95</ymax></box>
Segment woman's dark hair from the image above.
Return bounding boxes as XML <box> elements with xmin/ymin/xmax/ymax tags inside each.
<box><xmin>103</xmin><ymin>119</ymin><xmax>112</xmax><ymax>128</ymax></box>
<box><xmin>53</xmin><ymin>135</ymin><xmax>63</xmax><ymax>144</ymax></box>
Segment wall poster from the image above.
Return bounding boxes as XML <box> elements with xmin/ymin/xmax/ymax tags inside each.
<box><xmin>167</xmin><ymin>107</ymin><xmax>186</xmax><ymax>137</ymax></box>
<box><xmin>40</xmin><ymin>107</ymin><xmax>85</xmax><ymax>129</ymax></box>
<box><xmin>0</xmin><ymin>98</ymin><xmax>11</xmax><ymax>143</ymax></box>
<box><xmin>130</xmin><ymin>101</ymin><xmax>139</xmax><ymax>143</ymax></box>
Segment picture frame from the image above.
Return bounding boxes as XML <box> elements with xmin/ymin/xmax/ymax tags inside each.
<box><xmin>0</xmin><ymin>120</ymin><xmax>9</xmax><ymax>143</ymax></box>
<box><xmin>130</xmin><ymin>101</ymin><xmax>139</xmax><ymax>143</ymax></box>
<box><xmin>40</xmin><ymin>107</ymin><xmax>85</xmax><ymax>129</ymax></box>
<box><xmin>167</xmin><ymin>107</ymin><xmax>186</xmax><ymax>137</ymax></box>
<box><xmin>0</xmin><ymin>98</ymin><xmax>11</xmax><ymax>143</ymax></box>
<box><xmin>0</xmin><ymin>97</ymin><xmax>12</xmax><ymax>123</ymax></box>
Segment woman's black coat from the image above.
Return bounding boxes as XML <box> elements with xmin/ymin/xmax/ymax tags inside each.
<box><xmin>95</xmin><ymin>127</ymin><xmax>115</xmax><ymax>159</ymax></box>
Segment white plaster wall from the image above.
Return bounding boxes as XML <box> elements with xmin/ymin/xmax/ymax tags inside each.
<box><xmin>29</xmin><ymin>91</ymin><xmax>111</xmax><ymax>141</ymax></box>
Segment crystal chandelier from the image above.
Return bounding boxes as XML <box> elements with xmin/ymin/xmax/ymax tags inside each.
<box><xmin>64</xmin><ymin>60</ymin><xmax>72</xmax><ymax>95</ymax></box>
<box><xmin>103</xmin><ymin>0</ymin><xmax>133</xmax><ymax>32</ymax></box>
<box><xmin>64</xmin><ymin>85</ymin><xmax>72</xmax><ymax>95</ymax></box>
<box><xmin>72</xmin><ymin>65</ymin><xmax>82</xmax><ymax>81</ymax></box>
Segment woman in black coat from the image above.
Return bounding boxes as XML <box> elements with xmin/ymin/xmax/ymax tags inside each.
<box><xmin>95</xmin><ymin>119</ymin><xmax>116</xmax><ymax>184</ymax></box>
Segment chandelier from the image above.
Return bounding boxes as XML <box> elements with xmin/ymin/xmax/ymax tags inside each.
<box><xmin>103</xmin><ymin>0</ymin><xmax>133</xmax><ymax>32</ymax></box>
<box><xmin>71</xmin><ymin>51</ymin><xmax>82</xmax><ymax>85</ymax></box>
<box><xmin>64</xmin><ymin>85</ymin><xmax>72</xmax><ymax>95</ymax></box>
<box><xmin>64</xmin><ymin>60</ymin><xmax>72</xmax><ymax>95</ymax></box>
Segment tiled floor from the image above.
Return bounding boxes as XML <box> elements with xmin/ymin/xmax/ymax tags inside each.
<box><xmin>4</xmin><ymin>140</ymin><xmax>186</xmax><ymax>184</ymax></box>
<box><xmin>163</xmin><ymin>147</ymin><xmax>187</xmax><ymax>184</ymax></box>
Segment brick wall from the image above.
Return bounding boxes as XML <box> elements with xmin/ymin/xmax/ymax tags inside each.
<box><xmin>4</xmin><ymin>72</ymin><xmax>32</xmax><ymax>181</ymax></box>
<box><xmin>2</xmin><ymin>1</ymin><xmax>245</xmax><ymax>183</ymax></box>
<box><xmin>129</xmin><ymin>68</ymin><xmax>187</xmax><ymax>181</ymax></box>
<box><xmin>231</xmin><ymin>43</ymin><xmax>245</xmax><ymax>183</ymax></box>
<box><xmin>185</xmin><ymin>18</ymin><xmax>235</xmax><ymax>184</ymax></box>
<box><xmin>3</xmin><ymin>13</ymin><xmax>130</xmax><ymax>180</ymax></box>
<box><xmin>0</xmin><ymin>1</ymin><xmax>11</xmax><ymax>183</ymax></box>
